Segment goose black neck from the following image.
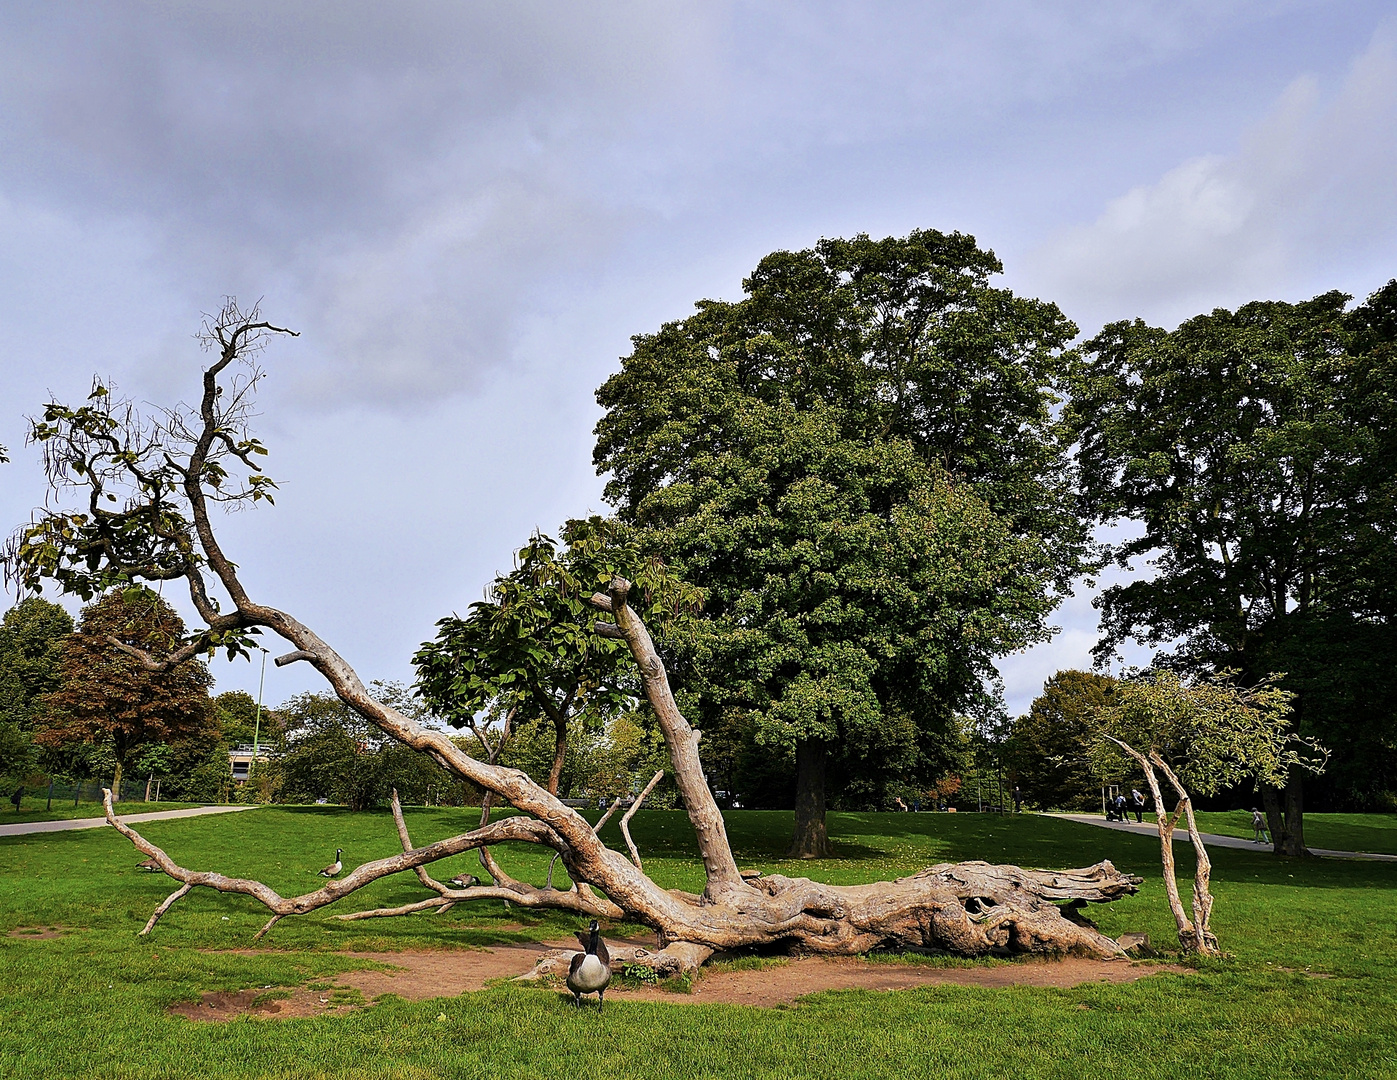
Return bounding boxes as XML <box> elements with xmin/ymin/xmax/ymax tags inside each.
<box><xmin>587</xmin><ymin>925</ymin><xmax>600</xmax><ymax>954</ymax></box>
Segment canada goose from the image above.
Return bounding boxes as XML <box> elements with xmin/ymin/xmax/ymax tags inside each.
<box><xmin>449</xmin><ymin>873</ymin><xmax>479</xmax><ymax>888</ymax></box>
<box><xmin>566</xmin><ymin>919</ymin><xmax>611</xmax><ymax>1009</ymax></box>
<box><xmin>318</xmin><ymin>849</ymin><xmax>343</xmax><ymax>877</ymax></box>
<box><xmin>136</xmin><ymin>857</ymin><xmax>161</xmax><ymax>872</ymax></box>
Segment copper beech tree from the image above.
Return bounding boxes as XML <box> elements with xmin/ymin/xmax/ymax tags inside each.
<box><xmin>3</xmin><ymin>303</ymin><xmax>1140</xmax><ymax>972</ymax></box>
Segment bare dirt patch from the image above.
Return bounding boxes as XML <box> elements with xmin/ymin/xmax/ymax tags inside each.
<box><xmin>618</xmin><ymin>955</ymin><xmax>1193</xmax><ymax>1008</ymax></box>
<box><xmin>6</xmin><ymin>925</ymin><xmax>72</xmax><ymax>939</ymax></box>
<box><xmin>171</xmin><ymin>938</ymin><xmax>1191</xmax><ymax>1020</ymax></box>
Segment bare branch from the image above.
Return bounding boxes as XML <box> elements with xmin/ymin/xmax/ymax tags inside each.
<box><xmin>620</xmin><ymin>769</ymin><xmax>665</xmax><ymax>871</ymax></box>
<box><xmin>274</xmin><ymin>650</ymin><xmax>317</xmax><ymax>668</ymax></box>
<box><xmin>593</xmin><ymin>797</ymin><xmax>623</xmax><ymax>834</ymax></box>
<box><xmin>142</xmin><ymin>883</ymin><xmax>192</xmax><ymax>934</ymax></box>
<box><xmin>103</xmin><ymin>790</ymin><xmax>574</xmax><ymax>933</ymax></box>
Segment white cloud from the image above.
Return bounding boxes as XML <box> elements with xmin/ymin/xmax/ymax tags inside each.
<box><xmin>1031</xmin><ymin>23</ymin><xmax>1397</xmax><ymax>327</ymax></box>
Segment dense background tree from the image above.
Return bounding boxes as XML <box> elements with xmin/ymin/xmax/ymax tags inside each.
<box><xmin>35</xmin><ymin>588</ymin><xmax>215</xmax><ymax>800</ymax></box>
<box><xmin>593</xmin><ymin>230</ymin><xmax>1087</xmax><ymax>855</ymax></box>
<box><xmin>272</xmin><ymin>682</ymin><xmax>476</xmax><ymax>809</ymax></box>
<box><xmin>0</xmin><ymin>597</ymin><xmax>74</xmax><ymax>726</ymax></box>
<box><xmin>1005</xmin><ymin>669</ymin><xmax>1118</xmax><ymax>810</ymax></box>
<box><xmin>0</xmin><ymin>597</ymin><xmax>74</xmax><ymax>785</ymax></box>
<box><xmin>1070</xmin><ymin>283</ymin><xmax>1397</xmax><ymax>853</ymax></box>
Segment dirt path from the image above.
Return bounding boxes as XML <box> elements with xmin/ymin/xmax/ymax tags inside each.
<box><xmin>172</xmin><ymin>939</ymin><xmax>1191</xmax><ymax>1020</ymax></box>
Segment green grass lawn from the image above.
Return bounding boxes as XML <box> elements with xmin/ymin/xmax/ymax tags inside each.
<box><xmin>2</xmin><ymin>798</ymin><xmax>206</xmax><ymax>824</ymax></box>
<box><xmin>1190</xmin><ymin>810</ymin><xmax>1397</xmax><ymax>855</ymax></box>
<box><xmin>3</xmin><ymin>805</ymin><xmax>1396</xmax><ymax>1079</ymax></box>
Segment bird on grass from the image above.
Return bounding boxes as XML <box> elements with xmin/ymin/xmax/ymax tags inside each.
<box><xmin>136</xmin><ymin>858</ymin><xmax>161</xmax><ymax>872</ymax></box>
<box><xmin>448</xmin><ymin>873</ymin><xmax>479</xmax><ymax>888</ymax></box>
<box><xmin>318</xmin><ymin>849</ymin><xmax>343</xmax><ymax>877</ymax></box>
<box><xmin>567</xmin><ymin>919</ymin><xmax>612</xmax><ymax>1010</ymax></box>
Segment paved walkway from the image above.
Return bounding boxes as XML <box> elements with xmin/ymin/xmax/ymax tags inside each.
<box><xmin>1048</xmin><ymin>812</ymin><xmax>1397</xmax><ymax>862</ymax></box>
<box><xmin>0</xmin><ymin>804</ymin><xmax>259</xmax><ymax>837</ymax></box>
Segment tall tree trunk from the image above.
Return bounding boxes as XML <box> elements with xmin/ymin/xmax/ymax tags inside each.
<box><xmin>1263</xmin><ymin>770</ymin><xmax>1310</xmax><ymax>856</ymax></box>
<box><xmin>789</xmin><ymin>739</ymin><xmax>830</xmax><ymax>858</ymax></box>
<box><xmin>546</xmin><ymin>714</ymin><xmax>568</xmax><ymax>797</ymax></box>
<box><xmin>1281</xmin><ymin>769</ymin><xmax>1308</xmax><ymax>856</ymax></box>
<box><xmin>111</xmin><ymin>759</ymin><xmax>123</xmax><ymax>803</ymax></box>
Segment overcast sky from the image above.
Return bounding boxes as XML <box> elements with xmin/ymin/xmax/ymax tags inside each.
<box><xmin>2</xmin><ymin>2</ymin><xmax>1395</xmax><ymax>718</ymax></box>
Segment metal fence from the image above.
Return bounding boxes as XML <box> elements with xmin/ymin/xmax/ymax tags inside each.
<box><xmin>4</xmin><ymin>779</ymin><xmax>164</xmax><ymax>812</ymax></box>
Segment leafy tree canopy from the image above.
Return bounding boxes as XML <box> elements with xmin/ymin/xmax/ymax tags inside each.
<box><xmin>0</xmin><ymin>597</ymin><xmax>74</xmax><ymax>727</ymax></box>
<box><xmin>1091</xmin><ymin>670</ymin><xmax>1323</xmax><ymax>798</ymax></box>
<box><xmin>414</xmin><ymin>516</ymin><xmax>698</xmax><ymax>794</ymax></box>
<box><xmin>592</xmin><ymin>230</ymin><xmax>1084</xmax><ymax>850</ymax></box>
<box><xmin>1070</xmin><ymin>285</ymin><xmax>1397</xmax><ymax>670</ymax></box>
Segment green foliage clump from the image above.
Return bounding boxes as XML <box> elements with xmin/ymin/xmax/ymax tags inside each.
<box><xmin>1006</xmin><ymin>669</ymin><xmax>1118</xmax><ymax>810</ymax></box>
<box><xmin>272</xmin><ymin>683</ymin><xmax>475</xmax><ymax>810</ymax></box>
<box><xmin>1091</xmin><ymin>670</ymin><xmax>1323</xmax><ymax>797</ymax></box>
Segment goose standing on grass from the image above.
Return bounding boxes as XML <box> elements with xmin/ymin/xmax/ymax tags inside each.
<box><xmin>136</xmin><ymin>858</ymin><xmax>161</xmax><ymax>872</ymax></box>
<box><xmin>318</xmin><ymin>849</ymin><xmax>343</xmax><ymax>878</ymax></box>
<box><xmin>449</xmin><ymin>873</ymin><xmax>479</xmax><ymax>888</ymax></box>
<box><xmin>566</xmin><ymin>920</ymin><xmax>612</xmax><ymax>1010</ymax></box>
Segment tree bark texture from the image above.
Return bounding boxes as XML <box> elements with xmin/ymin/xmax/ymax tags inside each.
<box><xmin>789</xmin><ymin>739</ymin><xmax>831</xmax><ymax>859</ymax></box>
<box><xmin>1105</xmin><ymin>736</ymin><xmax>1219</xmax><ymax>955</ymax></box>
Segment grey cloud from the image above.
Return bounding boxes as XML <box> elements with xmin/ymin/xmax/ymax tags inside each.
<box><xmin>1026</xmin><ymin>23</ymin><xmax>1397</xmax><ymax>329</ymax></box>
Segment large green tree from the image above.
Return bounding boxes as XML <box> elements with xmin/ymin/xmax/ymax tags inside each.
<box><xmin>0</xmin><ymin>597</ymin><xmax>74</xmax><ymax>782</ymax></box>
<box><xmin>1070</xmin><ymin>283</ymin><xmax>1397</xmax><ymax>853</ymax></box>
<box><xmin>594</xmin><ymin>230</ymin><xmax>1086</xmax><ymax>855</ymax></box>
<box><xmin>0</xmin><ymin>597</ymin><xmax>74</xmax><ymax>726</ymax></box>
<box><xmin>36</xmin><ymin>588</ymin><xmax>215</xmax><ymax>800</ymax></box>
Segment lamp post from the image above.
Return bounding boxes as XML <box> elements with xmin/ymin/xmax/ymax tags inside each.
<box><xmin>252</xmin><ymin>647</ymin><xmax>267</xmax><ymax>767</ymax></box>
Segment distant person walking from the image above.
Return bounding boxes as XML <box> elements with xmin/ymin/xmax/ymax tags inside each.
<box><xmin>1012</xmin><ymin>785</ymin><xmax>1022</xmax><ymax>813</ymax></box>
<box><xmin>1252</xmin><ymin>808</ymin><xmax>1270</xmax><ymax>844</ymax></box>
<box><xmin>1115</xmin><ymin>793</ymin><xmax>1128</xmax><ymax>821</ymax></box>
<box><xmin>9</xmin><ymin>786</ymin><xmax>22</xmax><ymax>812</ymax></box>
<box><xmin>1131</xmin><ymin>788</ymin><xmax>1146</xmax><ymax>823</ymax></box>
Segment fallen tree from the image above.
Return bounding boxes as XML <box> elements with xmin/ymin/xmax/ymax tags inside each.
<box><xmin>10</xmin><ymin>302</ymin><xmax>1141</xmax><ymax>972</ymax></box>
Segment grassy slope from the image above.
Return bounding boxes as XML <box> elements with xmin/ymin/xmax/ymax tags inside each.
<box><xmin>2</xmin><ymin>807</ymin><xmax>1395</xmax><ymax>1080</ymax></box>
